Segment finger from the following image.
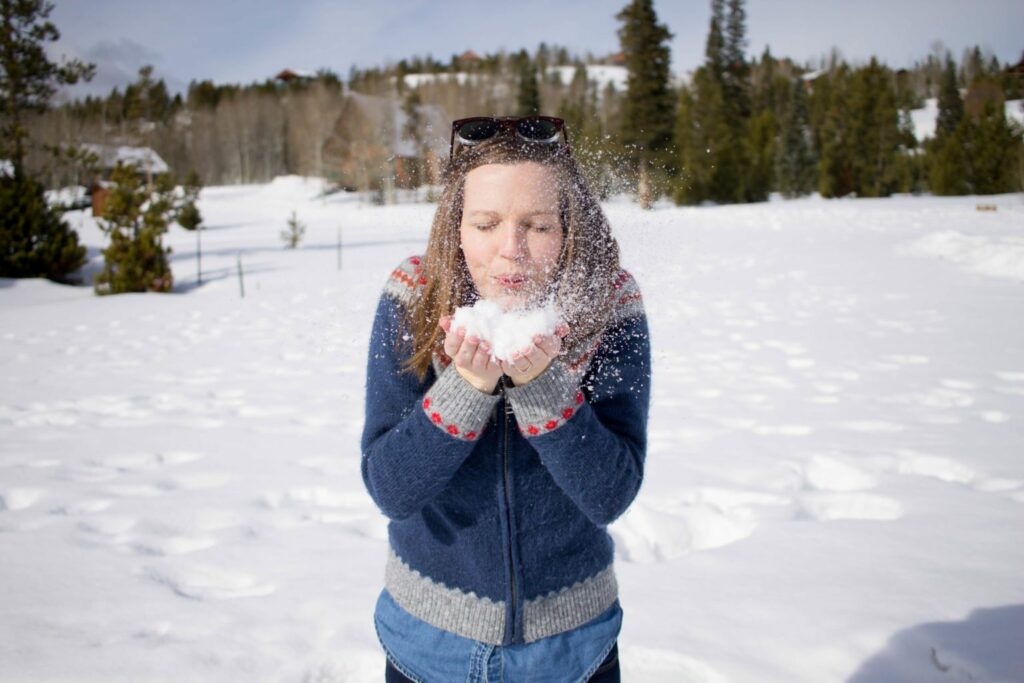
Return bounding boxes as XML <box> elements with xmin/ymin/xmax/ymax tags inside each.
<box><xmin>555</xmin><ymin>323</ymin><xmax>569</xmax><ymax>338</ymax></box>
<box><xmin>440</xmin><ymin>315</ymin><xmax>452</xmax><ymax>333</ymax></box>
<box><xmin>443</xmin><ymin>335</ymin><xmax>458</xmax><ymax>358</ymax></box>
<box><xmin>443</xmin><ymin>324</ymin><xmax>468</xmax><ymax>359</ymax></box>
<box><xmin>456</xmin><ymin>333</ymin><xmax>480</xmax><ymax>366</ymax></box>
<box><xmin>510</xmin><ymin>351</ymin><xmax>533</xmax><ymax>374</ymax></box>
<box><xmin>471</xmin><ymin>341</ymin><xmax>493</xmax><ymax>371</ymax></box>
<box><xmin>535</xmin><ymin>333</ymin><xmax>561</xmax><ymax>358</ymax></box>
<box><xmin>442</xmin><ymin>326</ymin><xmax>460</xmax><ymax>357</ymax></box>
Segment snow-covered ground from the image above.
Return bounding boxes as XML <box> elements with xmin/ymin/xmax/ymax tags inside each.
<box><xmin>2</xmin><ymin>178</ymin><xmax>1023</xmax><ymax>682</ymax></box>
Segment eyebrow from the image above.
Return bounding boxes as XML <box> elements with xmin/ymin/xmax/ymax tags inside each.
<box><xmin>465</xmin><ymin>210</ymin><xmax>558</xmax><ymax>217</ymax></box>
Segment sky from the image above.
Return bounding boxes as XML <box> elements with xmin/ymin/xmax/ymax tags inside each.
<box><xmin>49</xmin><ymin>0</ymin><xmax>1024</xmax><ymax>98</ymax></box>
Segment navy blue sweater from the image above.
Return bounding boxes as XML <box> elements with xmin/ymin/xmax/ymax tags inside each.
<box><xmin>361</xmin><ymin>256</ymin><xmax>651</xmax><ymax>646</ymax></box>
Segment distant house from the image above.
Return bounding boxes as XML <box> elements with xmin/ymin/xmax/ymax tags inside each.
<box><xmin>321</xmin><ymin>92</ymin><xmax>449</xmax><ymax>194</ymax></box>
<box><xmin>80</xmin><ymin>144</ymin><xmax>169</xmax><ymax>177</ymax></box>
<box><xmin>605</xmin><ymin>52</ymin><xmax>626</xmax><ymax>67</ymax></box>
<box><xmin>78</xmin><ymin>143</ymin><xmax>170</xmax><ymax>217</ymax></box>
<box><xmin>455</xmin><ymin>50</ymin><xmax>482</xmax><ymax>67</ymax></box>
<box><xmin>275</xmin><ymin>68</ymin><xmax>315</xmax><ymax>84</ymax></box>
<box><xmin>800</xmin><ymin>69</ymin><xmax>827</xmax><ymax>91</ymax></box>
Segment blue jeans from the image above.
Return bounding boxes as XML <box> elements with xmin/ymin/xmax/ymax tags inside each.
<box><xmin>374</xmin><ymin>588</ymin><xmax>622</xmax><ymax>683</ymax></box>
<box><xmin>385</xmin><ymin>642</ymin><xmax>620</xmax><ymax>682</ymax></box>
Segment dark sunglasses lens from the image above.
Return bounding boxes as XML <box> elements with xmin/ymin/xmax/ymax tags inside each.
<box><xmin>517</xmin><ymin>119</ymin><xmax>560</xmax><ymax>141</ymax></box>
<box><xmin>457</xmin><ymin>120</ymin><xmax>499</xmax><ymax>142</ymax></box>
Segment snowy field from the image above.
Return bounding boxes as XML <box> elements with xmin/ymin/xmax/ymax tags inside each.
<box><xmin>2</xmin><ymin>178</ymin><xmax>1023</xmax><ymax>682</ymax></box>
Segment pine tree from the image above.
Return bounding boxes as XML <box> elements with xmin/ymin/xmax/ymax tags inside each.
<box><xmin>933</xmin><ymin>97</ymin><xmax>1023</xmax><ymax>195</ymax></box>
<box><xmin>401</xmin><ymin>89</ymin><xmax>426</xmax><ymax>187</ymax></box>
<box><xmin>94</xmin><ymin>163</ymin><xmax>175</xmax><ymax>294</ymax></box>
<box><xmin>846</xmin><ymin>59</ymin><xmax>903</xmax><ymax>197</ymax></box>
<box><xmin>776</xmin><ymin>79</ymin><xmax>816</xmax><ymax>197</ymax></box>
<box><xmin>1</xmin><ymin>0</ymin><xmax>92</xmax><ymax>283</ymax></box>
<box><xmin>1</xmin><ymin>0</ymin><xmax>94</xmax><ymax>173</ymax></box>
<box><xmin>176</xmin><ymin>169</ymin><xmax>203</xmax><ymax>231</ymax></box>
<box><xmin>935</xmin><ymin>55</ymin><xmax>963</xmax><ymax>139</ymax></box>
<box><xmin>616</xmin><ymin>0</ymin><xmax>675</xmax><ymax>208</ymax></box>
<box><xmin>675</xmin><ymin>0</ymin><xmax>756</xmax><ymax>203</ymax></box>
<box><xmin>123</xmin><ymin>65</ymin><xmax>169</xmax><ymax>125</ymax></box>
<box><xmin>672</xmin><ymin>85</ymin><xmax>703</xmax><ymax>205</ymax></box>
<box><xmin>965</xmin><ymin>102</ymin><xmax>1022</xmax><ymax>194</ymax></box>
<box><xmin>815</xmin><ymin>65</ymin><xmax>855</xmax><ymax>198</ymax></box>
<box><xmin>0</xmin><ymin>172</ymin><xmax>87</xmax><ymax>281</ymax></box>
<box><xmin>515</xmin><ymin>55</ymin><xmax>541</xmax><ymax>116</ymax></box>
<box><xmin>705</xmin><ymin>0</ymin><xmax>726</xmax><ymax>82</ymax></box>
<box><xmin>558</xmin><ymin>66</ymin><xmax>610</xmax><ymax>197</ymax></box>
<box><xmin>281</xmin><ymin>210</ymin><xmax>305</xmax><ymax>248</ymax></box>
<box><xmin>723</xmin><ymin>0</ymin><xmax>751</xmax><ymax>121</ymax></box>
<box><xmin>744</xmin><ymin>109</ymin><xmax>776</xmax><ymax>201</ymax></box>
<box><xmin>752</xmin><ymin>46</ymin><xmax>784</xmax><ymax>117</ymax></box>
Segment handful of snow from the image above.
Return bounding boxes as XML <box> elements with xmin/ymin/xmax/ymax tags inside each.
<box><xmin>452</xmin><ymin>300</ymin><xmax>563</xmax><ymax>362</ymax></box>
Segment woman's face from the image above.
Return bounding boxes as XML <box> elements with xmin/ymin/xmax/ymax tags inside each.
<box><xmin>459</xmin><ymin>162</ymin><xmax>564</xmax><ymax>310</ymax></box>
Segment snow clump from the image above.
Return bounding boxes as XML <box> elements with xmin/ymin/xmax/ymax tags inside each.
<box><xmin>452</xmin><ymin>300</ymin><xmax>563</xmax><ymax>362</ymax></box>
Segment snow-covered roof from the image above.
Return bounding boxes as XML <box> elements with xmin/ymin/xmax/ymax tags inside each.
<box><xmin>79</xmin><ymin>144</ymin><xmax>169</xmax><ymax>174</ymax></box>
<box><xmin>910</xmin><ymin>97</ymin><xmax>1024</xmax><ymax>142</ymax></box>
<box><xmin>401</xmin><ymin>72</ymin><xmax>475</xmax><ymax>89</ymax></box>
<box><xmin>399</xmin><ymin>65</ymin><xmax>629</xmax><ymax>100</ymax></box>
<box><xmin>545</xmin><ymin>65</ymin><xmax>628</xmax><ymax>94</ymax></box>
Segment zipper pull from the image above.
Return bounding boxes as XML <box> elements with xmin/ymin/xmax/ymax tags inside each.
<box><xmin>500</xmin><ymin>375</ymin><xmax>514</xmax><ymax>416</ymax></box>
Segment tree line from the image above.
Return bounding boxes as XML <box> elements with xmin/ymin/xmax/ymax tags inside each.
<box><xmin>19</xmin><ymin>0</ymin><xmax>1024</xmax><ymax>204</ymax></box>
<box><xmin>623</xmin><ymin>0</ymin><xmax>1022</xmax><ymax>206</ymax></box>
<box><xmin>3</xmin><ymin>0</ymin><xmax>1023</xmax><ymax>289</ymax></box>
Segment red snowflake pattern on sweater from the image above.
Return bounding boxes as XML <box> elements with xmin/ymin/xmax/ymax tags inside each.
<box><xmin>521</xmin><ymin>390</ymin><xmax>587</xmax><ymax>437</ymax></box>
<box><xmin>421</xmin><ymin>399</ymin><xmax>480</xmax><ymax>441</ymax></box>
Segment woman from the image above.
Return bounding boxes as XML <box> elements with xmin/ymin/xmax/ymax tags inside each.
<box><xmin>361</xmin><ymin>116</ymin><xmax>650</xmax><ymax>682</ymax></box>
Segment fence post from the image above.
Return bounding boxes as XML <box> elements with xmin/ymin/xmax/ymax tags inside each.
<box><xmin>237</xmin><ymin>251</ymin><xmax>245</xmax><ymax>298</ymax></box>
<box><xmin>196</xmin><ymin>226</ymin><xmax>202</xmax><ymax>285</ymax></box>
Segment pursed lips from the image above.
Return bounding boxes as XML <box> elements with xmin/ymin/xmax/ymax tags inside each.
<box><xmin>495</xmin><ymin>273</ymin><xmax>527</xmax><ymax>288</ymax></box>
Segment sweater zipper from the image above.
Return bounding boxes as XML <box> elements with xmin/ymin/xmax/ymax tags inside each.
<box><xmin>500</xmin><ymin>375</ymin><xmax>518</xmax><ymax>643</ymax></box>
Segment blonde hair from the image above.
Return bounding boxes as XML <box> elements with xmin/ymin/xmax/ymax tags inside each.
<box><xmin>404</xmin><ymin>136</ymin><xmax>621</xmax><ymax>379</ymax></box>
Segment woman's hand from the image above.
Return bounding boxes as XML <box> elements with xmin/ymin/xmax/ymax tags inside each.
<box><xmin>501</xmin><ymin>324</ymin><xmax>570</xmax><ymax>386</ymax></box>
<box><xmin>440</xmin><ymin>316</ymin><xmax>504</xmax><ymax>394</ymax></box>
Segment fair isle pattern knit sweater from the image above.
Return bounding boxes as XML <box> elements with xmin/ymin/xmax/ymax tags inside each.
<box><xmin>360</xmin><ymin>255</ymin><xmax>650</xmax><ymax>646</ymax></box>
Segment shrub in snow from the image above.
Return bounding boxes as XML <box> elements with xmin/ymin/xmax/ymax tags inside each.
<box><xmin>94</xmin><ymin>163</ymin><xmax>174</xmax><ymax>295</ymax></box>
<box><xmin>281</xmin><ymin>210</ymin><xmax>305</xmax><ymax>248</ymax></box>
<box><xmin>175</xmin><ymin>170</ymin><xmax>203</xmax><ymax>231</ymax></box>
<box><xmin>0</xmin><ymin>172</ymin><xmax>87</xmax><ymax>283</ymax></box>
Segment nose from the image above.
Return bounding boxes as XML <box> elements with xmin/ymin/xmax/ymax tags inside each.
<box><xmin>497</xmin><ymin>223</ymin><xmax>527</xmax><ymax>261</ymax></box>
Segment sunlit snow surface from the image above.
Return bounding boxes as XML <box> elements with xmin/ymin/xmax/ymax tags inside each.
<box><xmin>2</xmin><ymin>178</ymin><xmax>1023</xmax><ymax>682</ymax></box>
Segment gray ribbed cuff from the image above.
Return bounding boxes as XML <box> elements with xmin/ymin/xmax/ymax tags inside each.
<box><xmin>504</xmin><ymin>360</ymin><xmax>584</xmax><ymax>437</ymax></box>
<box><xmin>422</xmin><ymin>365</ymin><xmax>500</xmax><ymax>441</ymax></box>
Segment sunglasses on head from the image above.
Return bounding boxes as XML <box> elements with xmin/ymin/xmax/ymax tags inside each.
<box><xmin>449</xmin><ymin>116</ymin><xmax>571</xmax><ymax>159</ymax></box>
